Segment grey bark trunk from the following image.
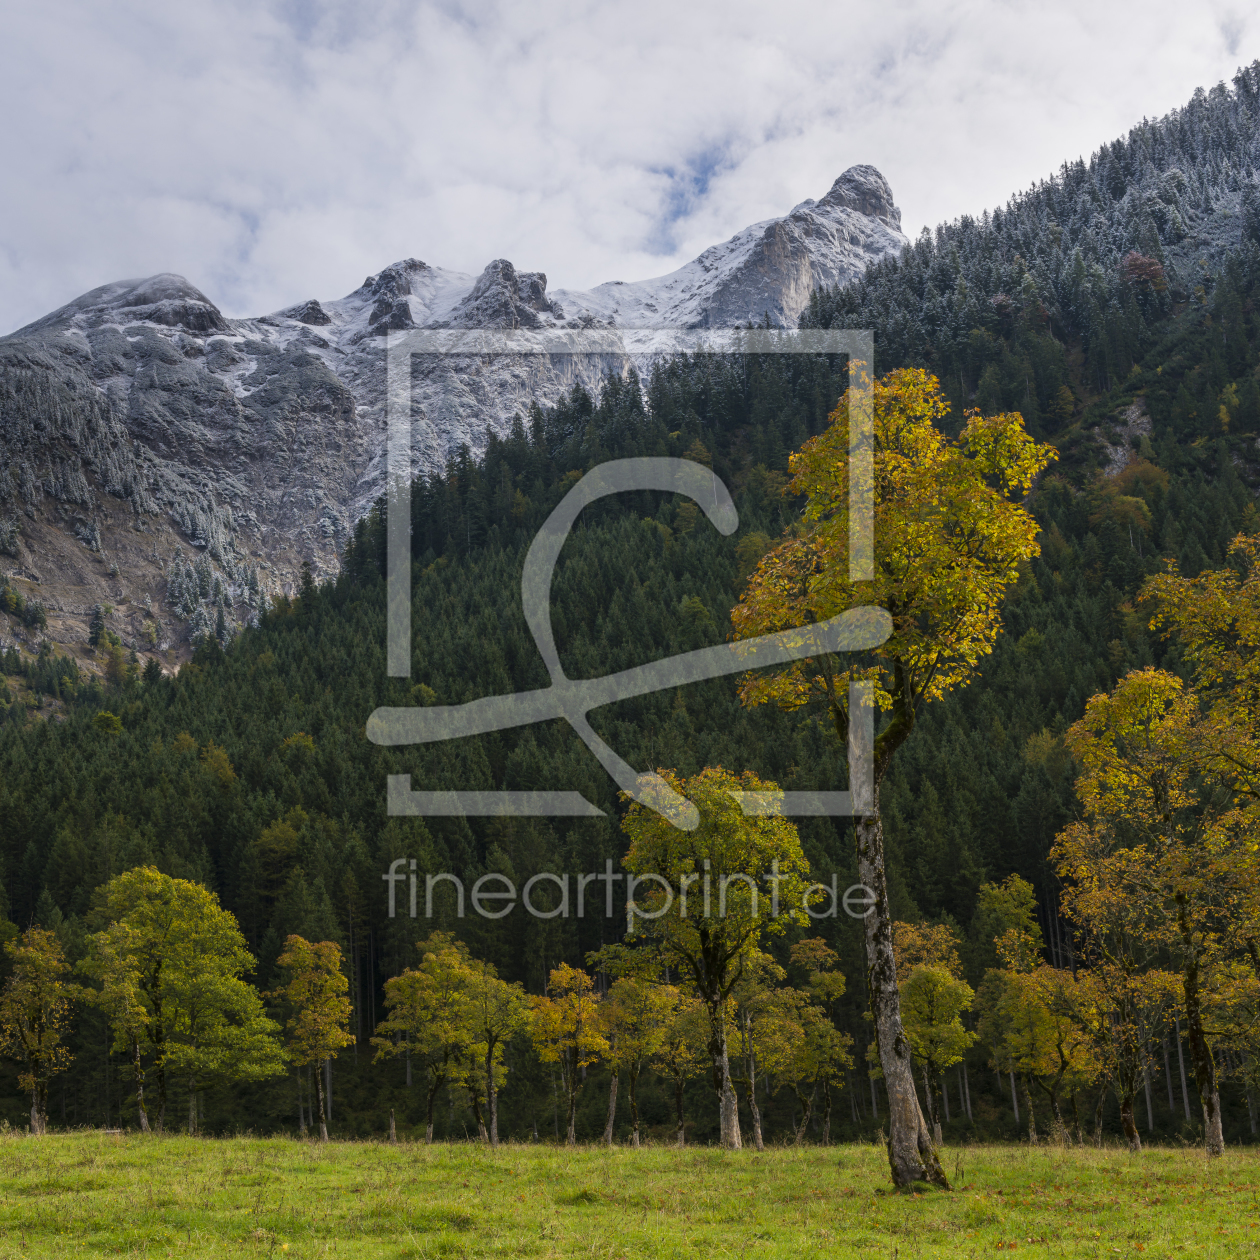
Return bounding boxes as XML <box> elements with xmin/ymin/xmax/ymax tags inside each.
<box><xmin>705</xmin><ymin>1015</ymin><xmax>741</xmax><ymax>1149</ymax></box>
<box><xmin>742</xmin><ymin>1019</ymin><xmax>765</xmax><ymax>1151</ymax></box>
<box><xmin>628</xmin><ymin>1066</ymin><xmax>642</xmax><ymax>1147</ymax></box>
<box><xmin>389</xmin><ymin>1109</ymin><xmax>396</xmax><ymax>1143</ymax></box>
<box><xmin>1021</xmin><ymin>1075</ymin><xmax>1037</xmax><ymax>1143</ymax></box>
<box><xmin>1175</xmin><ymin>1017</ymin><xmax>1192</xmax><ymax>1120</ymax></box>
<box><xmin>1176</xmin><ymin>919</ymin><xmax>1225</xmax><ymax>1157</ymax></box>
<box><xmin>1120</xmin><ymin>1086</ymin><xmax>1141</xmax><ymax>1153</ymax></box>
<box><xmin>855</xmin><ymin>812</ymin><xmax>948</xmax><ymax>1188</ymax></box>
<box><xmin>315</xmin><ymin>1059</ymin><xmax>329</xmax><ymax>1142</ymax></box>
<box><xmin>133</xmin><ymin>1041</ymin><xmax>150</xmax><ymax>1133</ymax></box>
<box><xmin>603</xmin><ymin>1073</ymin><xmax>618</xmax><ymax>1146</ymax></box>
<box><xmin>487</xmin><ymin>1041</ymin><xmax>500</xmax><ymax>1147</ymax></box>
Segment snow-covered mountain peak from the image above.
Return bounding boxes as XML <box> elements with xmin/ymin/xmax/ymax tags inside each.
<box><xmin>819</xmin><ymin>164</ymin><xmax>901</xmax><ymax>229</ymax></box>
<box><xmin>550</xmin><ymin>164</ymin><xmax>906</xmax><ymax>329</ymax></box>
<box><xmin>13</xmin><ymin>273</ymin><xmax>230</xmax><ymax>338</ymax></box>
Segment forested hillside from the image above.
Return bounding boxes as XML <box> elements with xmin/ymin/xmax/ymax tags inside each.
<box><xmin>2</xmin><ymin>68</ymin><xmax>1260</xmax><ymax>1147</ymax></box>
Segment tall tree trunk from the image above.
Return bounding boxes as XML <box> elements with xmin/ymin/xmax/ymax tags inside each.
<box><xmin>468</xmin><ymin>1072</ymin><xmax>488</xmax><ymax>1143</ymax></box>
<box><xmin>603</xmin><ymin>1072</ymin><xmax>619</xmax><ymax>1146</ymax></box>
<box><xmin>921</xmin><ymin>1062</ymin><xmax>943</xmax><ymax>1147</ymax></box>
<box><xmin>821</xmin><ymin>1079</ymin><xmax>832</xmax><ymax>1145</ymax></box>
<box><xmin>856</xmin><ymin>811</ymin><xmax>948</xmax><ymax>1187</ymax></box>
<box><xmin>705</xmin><ymin>1015</ymin><xmax>741</xmax><ymax>1149</ymax></box>
<box><xmin>1175</xmin><ymin>1017</ymin><xmax>1192</xmax><ymax>1120</ymax></box>
<box><xmin>133</xmin><ymin>1041</ymin><xmax>150</xmax><ymax>1133</ymax></box>
<box><xmin>155</xmin><ymin>1056</ymin><xmax>166</xmax><ymax>1133</ymax></box>
<box><xmin>741</xmin><ymin>1018</ymin><xmax>765</xmax><ymax>1151</ymax></box>
<box><xmin>1009</xmin><ymin>1069</ymin><xmax>1019</xmax><ymax>1123</ymax></box>
<box><xmin>562</xmin><ymin>1052</ymin><xmax>577</xmax><ymax>1145</ymax></box>
<box><xmin>674</xmin><ymin>1075</ymin><xmax>686</xmax><ymax>1147</ymax></box>
<box><xmin>1021</xmin><ymin>1075</ymin><xmax>1037</xmax><ymax>1144</ymax></box>
<box><xmin>486</xmin><ymin>1041</ymin><xmax>500</xmax><ymax>1147</ymax></box>
<box><xmin>187</xmin><ymin>1075</ymin><xmax>197</xmax><ymax>1137</ymax></box>
<box><xmin>425</xmin><ymin>1071</ymin><xmax>443</xmax><ymax>1144</ymax></box>
<box><xmin>1177</xmin><ymin>902</ymin><xmax>1225</xmax><ymax>1156</ymax></box>
<box><xmin>314</xmin><ymin>1059</ymin><xmax>329</xmax><ymax>1142</ymax></box>
<box><xmin>628</xmin><ymin>1065</ymin><xmax>642</xmax><ymax>1148</ymax></box>
<box><xmin>792</xmin><ymin>1084</ymin><xmax>816</xmax><ymax>1145</ymax></box>
<box><xmin>1143</xmin><ymin>1059</ymin><xmax>1155</xmax><ymax>1133</ymax></box>
<box><xmin>962</xmin><ymin>1062</ymin><xmax>973</xmax><ymax>1123</ymax></box>
<box><xmin>1093</xmin><ymin>1085</ymin><xmax>1107</xmax><ymax>1148</ymax></box>
<box><xmin>1162</xmin><ymin>1035</ymin><xmax>1175</xmax><ymax>1111</ymax></box>
<box><xmin>30</xmin><ymin>1086</ymin><xmax>44</xmax><ymax>1136</ymax></box>
<box><xmin>1119</xmin><ymin>1085</ymin><xmax>1142</xmax><ymax>1153</ymax></box>
<box><xmin>389</xmin><ymin>1109</ymin><xmax>396</xmax><ymax>1143</ymax></box>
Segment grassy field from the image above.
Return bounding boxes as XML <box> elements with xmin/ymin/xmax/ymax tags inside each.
<box><xmin>0</xmin><ymin>1132</ymin><xmax>1256</xmax><ymax>1258</ymax></box>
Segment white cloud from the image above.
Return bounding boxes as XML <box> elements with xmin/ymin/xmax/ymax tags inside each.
<box><xmin>0</xmin><ymin>0</ymin><xmax>1251</xmax><ymax>331</ymax></box>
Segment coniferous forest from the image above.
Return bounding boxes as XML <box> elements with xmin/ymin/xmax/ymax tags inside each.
<box><xmin>3</xmin><ymin>67</ymin><xmax>1260</xmax><ymax>1152</ymax></box>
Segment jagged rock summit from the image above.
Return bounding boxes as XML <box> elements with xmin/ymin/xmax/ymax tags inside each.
<box><xmin>0</xmin><ymin>167</ymin><xmax>904</xmax><ymax>663</ymax></box>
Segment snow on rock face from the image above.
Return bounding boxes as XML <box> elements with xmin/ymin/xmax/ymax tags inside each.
<box><xmin>0</xmin><ymin>167</ymin><xmax>904</xmax><ymax>623</ymax></box>
<box><xmin>551</xmin><ymin>164</ymin><xmax>905</xmax><ymax>329</ymax></box>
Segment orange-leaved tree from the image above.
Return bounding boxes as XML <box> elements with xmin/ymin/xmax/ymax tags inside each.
<box><xmin>529</xmin><ymin>963</ymin><xmax>607</xmax><ymax>1145</ymax></box>
<box><xmin>274</xmin><ymin>936</ymin><xmax>353</xmax><ymax>1141</ymax></box>
<box><xmin>732</xmin><ymin>366</ymin><xmax>1055</xmax><ymax>1186</ymax></box>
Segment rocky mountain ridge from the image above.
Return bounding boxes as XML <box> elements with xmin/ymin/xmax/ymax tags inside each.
<box><xmin>0</xmin><ymin>166</ymin><xmax>905</xmax><ymax>667</ymax></box>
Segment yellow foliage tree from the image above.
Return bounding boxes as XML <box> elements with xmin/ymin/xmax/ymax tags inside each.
<box><xmin>0</xmin><ymin>928</ymin><xmax>78</xmax><ymax>1135</ymax></box>
<box><xmin>620</xmin><ymin>766</ymin><xmax>813</xmax><ymax>1149</ymax></box>
<box><xmin>273</xmin><ymin>936</ymin><xmax>354</xmax><ymax>1141</ymax></box>
<box><xmin>733</xmin><ymin>367</ymin><xmax>1055</xmax><ymax>1187</ymax></box>
<box><xmin>371</xmin><ymin>932</ymin><xmax>474</xmax><ymax>1143</ymax></box>
<box><xmin>649</xmin><ymin>992</ymin><xmax>708</xmax><ymax>1147</ymax></box>
<box><xmin>1057</xmin><ymin>666</ymin><xmax>1259</xmax><ymax>1156</ymax></box>
<box><xmin>529</xmin><ymin>963</ymin><xmax>607</xmax><ymax>1145</ymax></box>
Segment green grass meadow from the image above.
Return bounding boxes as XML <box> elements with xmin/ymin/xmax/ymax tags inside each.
<box><xmin>0</xmin><ymin>1134</ymin><xmax>1257</xmax><ymax>1258</ymax></box>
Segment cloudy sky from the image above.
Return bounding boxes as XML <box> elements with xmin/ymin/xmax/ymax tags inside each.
<box><xmin>0</xmin><ymin>0</ymin><xmax>1252</xmax><ymax>333</ymax></box>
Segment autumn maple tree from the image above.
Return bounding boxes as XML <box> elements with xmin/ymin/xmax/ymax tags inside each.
<box><xmin>0</xmin><ymin>928</ymin><xmax>78</xmax><ymax>1135</ymax></box>
<box><xmin>1053</xmin><ymin>666</ymin><xmax>1258</xmax><ymax>1156</ymax></box>
<box><xmin>732</xmin><ymin>366</ymin><xmax>1055</xmax><ymax>1186</ymax></box>
<box><xmin>462</xmin><ymin>956</ymin><xmax>529</xmax><ymax>1147</ymax></box>
<box><xmin>274</xmin><ymin>935</ymin><xmax>354</xmax><ymax>1141</ymax></box>
<box><xmin>620</xmin><ymin>765</ymin><xmax>813</xmax><ymax>1149</ymax></box>
<box><xmin>528</xmin><ymin>963</ymin><xmax>607</xmax><ymax>1146</ymax></box>
<box><xmin>372</xmin><ymin>932</ymin><xmax>473</xmax><ymax>1143</ymax></box>
<box><xmin>649</xmin><ymin>992</ymin><xmax>708</xmax><ymax>1147</ymax></box>
<box><xmin>599</xmin><ymin>976</ymin><xmax>680</xmax><ymax>1147</ymax></box>
<box><xmin>81</xmin><ymin>867</ymin><xmax>284</xmax><ymax>1135</ymax></box>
